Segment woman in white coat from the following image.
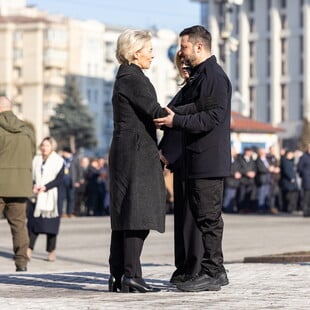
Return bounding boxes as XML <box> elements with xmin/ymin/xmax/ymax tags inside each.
<box><xmin>27</xmin><ymin>137</ymin><xmax>64</xmax><ymax>262</ymax></box>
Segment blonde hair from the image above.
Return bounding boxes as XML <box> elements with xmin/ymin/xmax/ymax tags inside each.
<box><xmin>174</xmin><ymin>54</ymin><xmax>190</xmax><ymax>86</ymax></box>
<box><xmin>116</xmin><ymin>29</ymin><xmax>152</xmax><ymax>65</ymax></box>
<box><xmin>39</xmin><ymin>136</ymin><xmax>58</xmax><ymax>152</ymax></box>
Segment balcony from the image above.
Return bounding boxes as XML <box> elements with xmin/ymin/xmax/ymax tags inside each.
<box><xmin>44</xmin><ymin>74</ymin><xmax>65</xmax><ymax>86</ymax></box>
<box><xmin>44</xmin><ymin>56</ymin><xmax>66</xmax><ymax>69</ymax></box>
<box><xmin>44</xmin><ymin>49</ymin><xmax>67</xmax><ymax>69</ymax></box>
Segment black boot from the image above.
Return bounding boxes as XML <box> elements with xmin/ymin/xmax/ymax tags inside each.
<box><xmin>108</xmin><ymin>275</ymin><xmax>121</xmax><ymax>292</ymax></box>
<box><xmin>121</xmin><ymin>275</ymin><xmax>160</xmax><ymax>293</ymax></box>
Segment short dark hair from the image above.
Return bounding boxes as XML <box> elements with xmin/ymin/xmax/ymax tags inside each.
<box><xmin>62</xmin><ymin>146</ymin><xmax>72</xmax><ymax>153</ymax></box>
<box><xmin>179</xmin><ymin>25</ymin><xmax>212</xmax><ymax>51</ymax></box>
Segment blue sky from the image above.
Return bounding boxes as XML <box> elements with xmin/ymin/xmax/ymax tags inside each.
<box><xmin>29</xmin><ymin>0</ymin><xmax>201</xmax><ymax>32</ymax></box>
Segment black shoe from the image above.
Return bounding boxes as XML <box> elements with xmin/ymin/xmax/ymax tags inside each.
<box><xmin>170</xmin><ymin>273</ymin><xmax>185</xmax><ymax>284</ymax></box>
<box><xmin>215</xmin><ymin>271</ymin><xmax>229</xmax><ymax>286</ymax></box>
<box><xmin>176</xmin><ymin>272</ymin><xmax>221</xmax><ymax>292</ymax></box>
<box><xmin>121</xmin><ymin>275</ymin><xmax>160</xmax><ymax>293</ymax></box>
<box><xmin>108</xmin><ymin>275</ymin><xmax>121</xmax><ymax>292</ymax></box>
<box><xmin>16</xmin><ymin>266</ymin><xmax>27</xmax><ymax>272</ymax></box>
<box><xmin>170</xmin><ymin>273</ymin><xmax>198</xmax><ymax>284</ymax></box>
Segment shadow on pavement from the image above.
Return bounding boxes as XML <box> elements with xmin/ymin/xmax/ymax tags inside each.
<box><xmin>0</xmin><ymin>271</ymin><xmax>172</xmax><ymax>292</ymax></box>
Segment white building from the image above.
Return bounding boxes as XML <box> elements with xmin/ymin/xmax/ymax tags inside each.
<box><xmin>0</xmin><ymin>0</ymin><xmax>179</xmax><ymax>154</ymax></box>
<box><xmin>192</xmin><ymin>0</ymin><xmax>310</xmax><ymax>148</ymax></box>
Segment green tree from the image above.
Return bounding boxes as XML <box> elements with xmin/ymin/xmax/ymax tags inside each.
<box><xmin>49</xmin><ymin>77</ymin><xmax>97</xmax><ymax>152</ymax></box>
<box><xmin>298</xmin><ymin>118</ymin><xmax>310</xmax><ymax>151</ymax></box>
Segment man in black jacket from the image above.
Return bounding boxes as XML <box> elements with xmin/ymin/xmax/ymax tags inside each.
<box><xmin>154</xmin><ymin>25</ymin><xmax>231</xmax><ymax>292</ymax></box>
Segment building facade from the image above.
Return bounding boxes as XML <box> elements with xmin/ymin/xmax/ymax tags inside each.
<box><xmin>193</xmin><ymin>0</ymin><xmax>310</xmax><ymax>147</ymax></box>
<box><xmin>0</xmin><ymin>0</ymin><xmax>179</xmax><ymax>154</ymax></box>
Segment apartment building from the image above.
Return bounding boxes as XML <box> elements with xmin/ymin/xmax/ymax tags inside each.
<box><xmin>0</xmin><ymin>0</ymin><xmax>178</xmax><ymax>154</ymax></box>
<box><xmin>193</xmin><ymin>0</ymin><xmax>310</xmax><ymax>146</ymax></box>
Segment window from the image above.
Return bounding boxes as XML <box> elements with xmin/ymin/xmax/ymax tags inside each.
<box><xmin>44</xmin><ymin>29</ymin><xmax>67</xmax><ymax>44</ymax></box>
<box><xmin>249</xmin><ymin>17</ymin><xmax>255</xmax><ymax>33</ymax></box>
<box><xmin>94</xmin><ymin>89</ymin><xmax>98</xmax><ymax>104</ymax></box>
<box><xmin>281</xmin><ymin>59</ymin><xmax>287</xmax><ymax>76</ymax></box>
<box><xmin>281</xmin><ymin>84</ymin><xmax>286</xmax><ymax>101</ymax></box>
<box><xmin>267</xmin><ymin>85</ymin><xmax>271</xmax><ymax>122</ymax></box>
<box><xmin>13</xmin><ymin>31</ymin><xmax>23</xmax><ymax>42</ymax></box>
<box><xmin>300</xmin><ymin>82</ymin><xmax>304</xmax><ymax>119</ymax></box>
<box><xmin>87</xmin><ymin>89</ymin><xmax>92</xmax><ymax>102</ymax></box>
<box><xmin>281</xmin><ymin>0</ymin><xmax>287</xmax><ymax>9</ymax></box>
<box><xmin>249</xmin><ymin>41</ymin><xmax>255</xmax><ymax>58</ymax></box>
<box><xmin>13</xmin><ymin>67</ymin><xmax>22</xmax><ymax>78</ymax></box>
<box><xmin>249</xmin><ymin>0</ymin><xmax>254</xmax><ymax>12</ymax></box>
<box><xmin>281</xmin><ymin>104</ymin><xmax>286</xmax><ymax>122</ymax></box>
<box><xmin>105</xmin><ymin>42</ymin><xmax>115</xmax><ymax>63</ymax></box>
<box><xmin>267</xmin><ymin>59</ymin><xmax>270</xmax><ymax>77</ymax></box>
<box><xmin>267</xmin><ymin>0</ymin><xmax>272</xmax><ymax>10</ymax></box>
<box><xmin>300</xmin><ymin>0</ymin><xmax>304</xmax><ymax>28</ymax></box>
<box><xmin>281</xmin><ymin>84</ymin><xmax>288</xmax><ymax>122</ymax></box>
<box><xmin>13</xmin><ymin>48</ymin><xmax>23</xmax><ymax>60</ymax></box>
<box><xmin>300</xmin><ymin>36</ymin><xmax>303</xmax><ymax>54</ymax></box>
<box><xmin>281</xmin><ymin>38</ymin><xmax>287</xmax><ymax>55</ymax></box>
<box><xmin>250</xmin><ymin>62</ymin><xmax>255</xmax><ymax>78</ymax></box>
<box><xmin>280</xmin><ymin>14</ymin><xmax>287</xmax><ymax>29</ymax></box>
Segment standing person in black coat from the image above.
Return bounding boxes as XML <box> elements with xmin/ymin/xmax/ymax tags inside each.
<box><xmin>27</xmin><ymin>137</ymin><xmax>64</xmax><ymax>262</ymax></box>
<box><xmin>266</xmin><ymin>145</ymin><xmax>282</xmax><ymax>213</ymax></box>
<box><xmin>297</xmin><ymin>144</ymin><xmax>310</xmax><ymax>217</ymax></box>
<box><xmin>159</xmin><ymin>54</ymin><xmax>204</xmax><ymax>285</ymax></box>
<box><xmin>255</xmin><ymin>148</ymin><xmax>273</xmax><ymax>213</ymax></box>
<box><xmin>236</xmin><ymin>147</ymin><xmax>257</xmax><ymax>212</ymax></box>
<box><xmin>154</xmin><ymin>25</ymin><xmax>231</xmax><ymax>292</ymax></box>
<box><xmin>223</xmin><ymin>147</ymin><xmax>242</xmax><ymax>214</ymax></box>
<box><xmin>108</xmin><ymin>29</ymin><xmax>169</xmax><ymax>293</ymax></box>
<box><xmin>280</xmin><ymin>150</ymin><xmax>299</xmax><ymax>213</ymax></box>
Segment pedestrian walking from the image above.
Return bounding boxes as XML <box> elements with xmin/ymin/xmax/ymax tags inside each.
<box><xmin>0</xmin><ymin>96</ymin><xmax>36</xmax><ymax>271</ymax></box>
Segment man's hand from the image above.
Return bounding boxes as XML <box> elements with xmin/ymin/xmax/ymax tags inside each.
<box><xmin>154</xmin><ymin>107</ymin><xmax>175</xmax><ymax>128</ymax></box>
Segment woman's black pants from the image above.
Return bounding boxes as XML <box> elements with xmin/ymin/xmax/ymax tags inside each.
<box><xmin>109</xmin><ymin>230</ymin><xmax>149</xmax><ymax>280</ymax></box>
<box><xmin>28</xmin><ymin>231</ymin><xmax>57</xmax><ymax>252</ymax></box>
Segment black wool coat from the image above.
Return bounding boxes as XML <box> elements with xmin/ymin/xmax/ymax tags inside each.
<box><xmin>172</xmin><ymin>56</ymin><xmax>232</xmax><ymax>179</ymax></box>
<box><xmin>109</xmin><ymin>64</ymin><xmax>168</xmax><ymax>233</ymax></box>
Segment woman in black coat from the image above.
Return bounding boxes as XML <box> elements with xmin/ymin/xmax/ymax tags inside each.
<box><xmin>27</xmin><ymin>137</ymin><xmax>64</xmax><ymax>262</ymax></box>
<box><xmin>108</xmin><ymin>29</ymin><xmax>169</xmax><ymax>293</ymax></box>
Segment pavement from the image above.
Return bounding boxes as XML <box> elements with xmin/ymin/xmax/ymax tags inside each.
<box><xmin>0</xmin><ymin>213</ymin><xmax>310</xmax><ymax>309</ymax></box>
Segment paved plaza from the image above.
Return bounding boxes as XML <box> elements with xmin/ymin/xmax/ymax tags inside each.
<box><xmin>0</xmin><ymin>213</ymin><xmax>309</xmax><ymax>309</ymax></box>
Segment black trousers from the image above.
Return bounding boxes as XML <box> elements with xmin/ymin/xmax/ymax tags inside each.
<box><xmin>109</xmin><ymin>230</ymin><xmax>149</xmax><ymax>279</ymax></box>
<box><xmin>188</xmin><ymin>178</ymin><xmax>225</xmax><ymax>276</ymax></box>
<box><xmin>302</xmin><ymin>190</ymin><xmax>310</xmax><ymax>216</ymax></box>
<box><xmin>173</xmin><ymin>170</ymin><xmax>203</xmax><ymax>276</ymax></box>
<box><xmin>28</xmin><ymin>231</ymin><xmax>57</xmax><ymax>252</ymax></box>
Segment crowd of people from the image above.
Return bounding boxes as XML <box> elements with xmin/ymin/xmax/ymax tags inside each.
<box><xmin>222</xmin><ymin>144</ymin><xmax>310</xmax><ymax>217</ymax></box>
<box><xmin>57</xmin><ymin>152</ymin><xmax>110</xmax><ymax>218</ymax></box>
